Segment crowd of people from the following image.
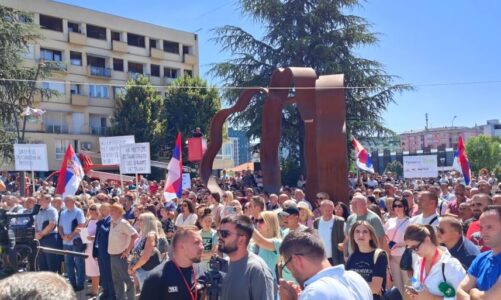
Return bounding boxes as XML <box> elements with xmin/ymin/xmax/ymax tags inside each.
<box><xmin>0</xmin><ymin>169</ymin><xmax>501</xmax><ymax>299</ymax></box>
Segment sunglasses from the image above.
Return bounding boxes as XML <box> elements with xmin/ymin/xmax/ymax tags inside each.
<box><xmin>217</xmin><ymin>229</ymin><xmax>239</xmax><ymax>238</ymax></box>
<box><xmin>393</xmin><ymin>204</ymin><xmax>404</xmax><ymax>208</ymax></box>
<box><xmin>282</xmin><ymin>253</ymin><xmax>304</xmax><ymax>270</ymax></box>
<box><xmin>408</xmin><ymin>240</ymin><xmax>423</xmax><ymax>252</ymax></box>
<box><xmin>256</xmin><ymin>218</ymin><xmax>265</xmax><ymax>225</ymax></box>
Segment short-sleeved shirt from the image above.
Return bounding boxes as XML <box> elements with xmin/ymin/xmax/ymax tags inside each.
<box><xmin>108</xmin><ymin>218</ymin><xmax>138</xmax><ymax>255</ymax></box>
<box><xmin>384</xmin><ymin>217</ymin><xmax>410</xmax><ymax>256</ymax></box>
<box><xmin>200</xmin><ymin>228</ymin><xmax>218</xmax><ymax>255</ymax></box>
<box><xmin>468</xmin><ymin>250</ymin><xmax>501</xmax><ymax>291</ymax></box>
<box><xmin>140</xmin><ymin>260</ymin><xmax>197</xmax><ymax>300</ymax></box>
<box><xmin>410</xmin><ymin>213</ymin><xmax>439</xmax><ymax>228</ymax></box>
<box><xmin>249</xmin><ymin>238</ymin><xmax>281</xmax><ymax>280</ymax></box>
<box><xmin>35</xmin><ymin>205</ymin><xmax>58</xmax><ymax>233</ymax></box>
<box><xmin>221</xmin><ymin>252</ymin><xmax>275</xmax><ymax>300</ymax></box>
<box><xmin>346</xmin><ymin>250</ymin><xmax>388</xmax><ymax>295</ymax></box>
<box><xmin>59</xmin><ymin>207</ymin><xmax>85</xmax><ymax>245</ymax></box>
<box><xmin>345</xmin><ymin>210</ymin><xmax>386</xmax><ymax>238</ymax></box>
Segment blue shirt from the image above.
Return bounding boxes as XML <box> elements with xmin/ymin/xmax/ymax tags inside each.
<box><xmin>34</xmin><ymin>205</ymin><xmax>58</xmax><ymax>233</ymax></box>
<box><xmin>95</xmin><ymin>215</ymin><xmax>112</xmax><ymax>253</ymax></box>
<box><xmin>468</xmin><ymin>250</ymin><xmax>501</xmax><ymax>291</ymax></box>
<box><xmin>448</xmin><ymin>236</ymin><xmax>480</xmax><ymax>269</ymax></box>
<box><xmin>59</xmin><ymin>207</ymin><xmax>85</xmax><ymax>245</ymax></box>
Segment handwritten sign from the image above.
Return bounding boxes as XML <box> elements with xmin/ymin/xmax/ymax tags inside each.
<box><xmin>119</xmin><ymin>143</ymin><xmax>151</xmax><ymax>174</ymax></box>
<box><xmin>99</xmin><ymin>135</ymin><xmax>135</xmax><ymax>165</ymax></box>
<box><xmin>182</xmin><ymin>173</ymin><xmax>191</xmax><ymax>189</ymax></box>
<box><xmin>403</xmin><ymin>155</ymin><xmax>438</xmax><ymax>178</ymax></box>
<box><xmin>14</xmin><ymin>144</ymin><xmax>48</xmax><ymax>171</ymax></box>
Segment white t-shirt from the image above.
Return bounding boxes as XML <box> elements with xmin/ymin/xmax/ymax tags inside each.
<box><xmin>411</xmin><ymin>248</ymin><xmax>466</xmax><ymax>300</ymax></box>
<box><xmin>318</xmin><ymin>218</ymin><xmax>334</xmax><ymax>258</ymax></box>
<box><xmin>410</xmin><ymin>213</ymin><xmax>439</xmax><ymax>228</ymax></box>
<box><xmin>384</xmin><ymin>217</ymin><xmax>410</xmax><ymax>256</ymax></box>
<box><xmin>175</xmin><ymin>213</ymin><xmax>198</xmax><ymax>227</ymax></box>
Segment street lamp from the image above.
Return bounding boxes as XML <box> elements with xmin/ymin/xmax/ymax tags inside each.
<box><xmin>451</xmin><ymin>115</ymin><xmax>457</xmax><ymax>127</ymax></box>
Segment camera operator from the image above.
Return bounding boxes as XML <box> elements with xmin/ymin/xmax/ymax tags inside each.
<box><xmin>219</xmin><ymin>215</ymin><xmax>275</xmax><ymax>300</ymax></box>
<box><xmin>140</xmin><ymin>226</ymin><xmax>204</xmax><ymax>300</ymax></box>
<box><xmin>34</xmin><ymin>194</ymin><xmax>61</xmax><ymax>272</ymax></box>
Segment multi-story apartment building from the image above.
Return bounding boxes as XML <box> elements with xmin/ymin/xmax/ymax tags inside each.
<box><xmin>3</xmin><ymin>0</ymin><xmax>198</xmax><ymax>170</ymax></box>
<box><xmin>399</xmin><ymin>126</ymin><xmax>483</xmax><ymax>152</ymax></box>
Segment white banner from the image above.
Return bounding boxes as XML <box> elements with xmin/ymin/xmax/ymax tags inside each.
<box><xmin>403</xmin><ymin>155</ymin><xmax>438</xmax><ymax>178</ymax></box>
<box><xmin>119</xmin><ymin>143</ymin><xmax>151</xmax><ymax>174</ymax></box>
<box><xmin>14</xmin><ymin>144</ymin><xmax>49</xmax><ymax>171</ymax></box>
<box><xmin>182</xmin><ymin>173</ymin><xmax>191</xmax><ymax>190</ymax></box>
<box><xmin>99</xmin><ymin>135</ymin><xmax>135</xmax><ymax>165</ymax></box>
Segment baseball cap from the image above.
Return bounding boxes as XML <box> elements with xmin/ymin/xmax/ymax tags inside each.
<box><xmin>279</xmin><ymin>201</ymin><xmax>299</xmax><ymax>216</ymax></box>
<box><xmin>164</xmin><ymin>201</ymin><xmax>177</xmax><ymax>212</ymax></box>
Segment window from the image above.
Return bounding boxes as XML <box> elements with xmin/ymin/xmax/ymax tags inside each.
<box><xmin>39</xmin><ymin>14</ymin><xmax>63</xmax><ymax>32</ymax></box>
<box><xmin>113</xmin><ymin>86</ymin><xmax>126</xmax><ymax>99</ymax></box>
<box><xmin>90</xmin><ymin>115</ymin><xmax>108</xmax><ymax>135</ymax></box>
<box><xmin>111</xmin><ymin>31</ymin><xmax>120</xmax><ymax>41</ymax></box>
<box><xmin>150</xmin><ymin>39</ymin><xmax>157</xmax><ymax>49</ymax></box>
<box><xmin>55</xmin><ymin>139</ymin><xmax>72</xmax><ymax>160</ymax></box>
<box><xmin>70</xmin><ymin>51</ymin><xmax>82</xmax><ymax>66</ymax></box>
<box><xmin>70</xmin><ymin>84</ymin><xmax>81</xmax><ymax>95</ymax></box>
<box><xmin>68</xmin><ymin>22</ymin><xmax>80</xmax><ymax>33</ymax></box>
<box><xmin>183</xmin><ymin>45</ymin><xmax>192</xmax><ymax>55</ymax></box>
<box><xmin>40</xmin><ymin>48</ymin><xmax>62</xmax><ymax>62</ymax></box>
<box><xmin>87</xmin><ymin>55</ymin><xmax>106</xmax><ymax>68</ymax></box>
<box><xmin>164</xmin><ymin>67</ymin><xmax>178</xmax><ymax>79</ymax></box>
<box><xmin>86</xmin><ymin>24</ymin><xmax>107</xmax><ymax>40</ymax></box>
<box><xmin>89</xmin><ymin>85</ymin><xmax>109</xmax><ymax>98</ymax></box>
<box><xmin>151</xmin><ymin>64</ymin><xmax>160</xmax><ymax>77</ymax></box>
<box><xmin>163</xmin><ymin>41</ymin><xmax>179</xmax><ymax>54</ymax></box>
<box><xmin>42</xmin><ymin>81</ymin><xmax>65</xmax><ymax>94</ymax></box>
<box><xmin>113</xmin><ymin>58</ymin><xmax>124</xmax><ymax>71</ymax></box>
<box><xmin>127</xmin><ymin>33</ymin><xmax>145</xmax><ymax>48</ymax></box>
<box><xmin>128</xmin><ymin>62</ymin><xmax>143</xmax><ymax>74</ymax></box>
<box><xmin>184</xmin><ymin>69</ymin><xmax>193</xmax><ymax>77</ymax></box>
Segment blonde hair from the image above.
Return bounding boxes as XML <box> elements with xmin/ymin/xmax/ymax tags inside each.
<box><xmin>223</xmin><ymin>191</ymin><xmax>234</xmax><ymax>204</ymax></box>
<box><xmin>139</xmin><ymin>212</ymin><xmax>158</xmax><ymax>238</ymax></box>
<box><xmin>156</xmin><ymin>220</ymin><xmax>166</xmax><ymax>238</ymax></box>
<box><xmin>260</xmin><ymin>211</ymin><xmax>282</xmax><ymax>239</ymax></box>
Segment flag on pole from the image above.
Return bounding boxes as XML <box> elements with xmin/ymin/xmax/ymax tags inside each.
<box><xmin>164</xmin><ymin>133</ymin><xmax>183</xmax><ymax>201</ymax></box>
<box><xmin>352</xmin><ymin>137</ymin><xmax>375</xmax><ymax>173</ymax></box>
<box><xmin>452</xmin><ymin>136</ymin><xmax>471</xmax><ymax>185</ymax></box>
<box><xmin>55</xmin><ymin>144</ymin><xmax>84</xmax><ymax>197</ymax></box>
<box><xmin>21</xmin><ymin>107</ymin><xmax>46</xmax><ymax>117</ymax></box>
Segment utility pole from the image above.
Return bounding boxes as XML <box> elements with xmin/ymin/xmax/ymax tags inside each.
<box><xmin>425</xmin><ymin>113</ymin><xmax>429</xmax><ymax>130</ymax></box>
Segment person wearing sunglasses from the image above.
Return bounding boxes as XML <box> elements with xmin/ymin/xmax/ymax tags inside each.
<box><xmin>403</xmin><ymin>224</ymin><xmax>465</xmax><ymax>300</ymax></box>
<box><xmin>250</xmin><ymin>211</ymin><xmax>282</xmax><ymax>282</ymax></box>
<box><xmin>278</xmin><ymin>229</ymin><xmax>372</xmax><ymax>300</ymax></box>
<box><xmin>436</xmin><ymin>216</ymin><xmax>479</xmax><ymax>269</ymax></box>
<box><xmin>175</xmin><ymin>200</ymin><xmax>198</xmax><ymax>227</ymax></box>
<box><xmin>219</xmin><ymin>215</ymin><xmax>274</xmax><ymax>300</ymax></box>
<box><xmin>384</xmin><ymin>198</ymin><xmax>411</xmax><ymax>297</ymax></box>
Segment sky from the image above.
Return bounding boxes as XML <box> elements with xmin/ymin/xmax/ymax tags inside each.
<box><xmin>56</xmin><ymin>0</ymin><xmax>501</xmax><ymax>134</ymax></box>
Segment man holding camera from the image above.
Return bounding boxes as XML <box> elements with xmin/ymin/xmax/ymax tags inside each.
<box><xmin>219</xmin><ymin>215</ymin><xmax>274</xmax><ymax>300</ymax></box>
<box><xmin>140</xmin><ymin>226</ymin><xmax>204</xmax><ymax>300</ymax></box>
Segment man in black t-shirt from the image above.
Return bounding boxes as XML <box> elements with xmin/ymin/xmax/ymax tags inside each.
<box><xmin>140</xmin><ymin>226</ymin><xmax>204</xmax><ymax>300</ymax></box>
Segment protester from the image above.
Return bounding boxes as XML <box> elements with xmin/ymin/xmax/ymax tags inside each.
<box><xmin>457</xmin><ymin>205</ymin><xmax>501</xmax><ymax>299</ymax></box>
<box><xmin>58</xmin><ymin>195</ymin><xmax>86</xmax><ymax>292</ymax></box>
<box><xmin>410</xmin><ymin>191</ymin><xmax>440</xmax><ymax>228</ymax></box>
<box><xmin>346</xmin><ymin>221</ymin><xmax>389</xmax><ymax>299</ymax></box>
<box><xmin>466</xmin><ymin>193</ymin><xmax>492</xmax><ymax>251</ymax></box>
<box><xmin>297</xmin><ymin>201</ymin><xmax>314</xmax><ymax>228</ymax></box>
<box><xmin>140</xmin><ymin>226</ymin><xmax>204</xmax><ymax>300</ymax></box>
<box><xmin>384</xmin><ymin>197</ymin><xmax>411</xmax><ymax>296</ymax></box>
<box><xmin>334</xmin><ymin>202</ymin><xmax>350</xmax><ymax>221</ymax></box>
<box><xmin>219</xmin><ymin>215</ymin><xmax>275</xmax><ymax>300</ymax></box>
<box><xmin>93</xmin><ymin>202</ymin><xmax>115</xmax><ymax>300</ymax></box>
<box><xmin>108</xmin><ymin>203</ymin><xmax>138</xmax><ymax>300</ymax></box>
<box><xmin>175</xmin><ymin>199</ymin><xmax>198</xmax><ymax>226</ymax></box>
<box><xmin>194</xmin><ymin>211</ymin><xmax>218</xmax><ymax>277</ymax></box>
<box><xmin>250</xmin><ymin>211</ymin><xmax>282</xmax><ymax>280</ymax></box>
<box><xmin>84</xmin><ymin>203</ymin><xmax>101</xmax><ymax>297</ymax></box>
<box><xmin>313</xmin><ymin>199</ymin><xmax>345</xmax><ymax>266</ymax></box>
<box><xmin>404</xmin><ymin>224</ymin><xmax>465</xmax><ymax>299</ymax></box>
<box><xmin>278</xmin><ymin>229</ymin><xmax>372</xmax><ymax>300</ymax></box>
<box><xmin>34</xmin><ymin>194</ymin><xmax>60</xmax><ymax>272</ymax></box>
<box><xmin>0</xmin><ymin>272</ymin><xmax>75</xmax><ymax>300</ymax></box>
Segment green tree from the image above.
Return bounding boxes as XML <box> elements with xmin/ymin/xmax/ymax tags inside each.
<box><xmin>466</xmin><ymin>135</ymin><xmax>501</xmax><ymax>173</ymax></box>
<box><xmin>162</xmin><ymin>76</ymin><xmax>220</xmax><ymax>158</ymax></box>
<box><xmin>385</xmin><ymin>160</ymin><xmax>403</xmax><ymax>177</ymax></box>
<box><xmin>210</xmin><ymin>0</ymin><xmax>410</xmax><ymax>171</ymax></box>
<box><xmin>0</xmin><ymin>7</ymin><xmax>56</xmax><ymax>161</ymax></box>
<box><xmin>111</xmin><ymin>75</ymin><xmax>164</xmax><ymax>158</ymax></box>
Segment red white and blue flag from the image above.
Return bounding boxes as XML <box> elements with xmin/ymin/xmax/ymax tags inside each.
<box><xmin>352</xmin><ymin>137</ymin><xmax>374</xmax><ymax>173</ymax></box>
<box><xmin>453</xmin><ymin>136</ymin><xmax>471</xmax><ymax>185</ymax></box>
<box><xmin>164</xmin><ymin>133</ymin><xmax>183</xmax><ymax>201</ymax></box>
<box><xmin>55</xmin><ymin>144</ymin><xmax>84</xmax><ymax>197</ymax></box>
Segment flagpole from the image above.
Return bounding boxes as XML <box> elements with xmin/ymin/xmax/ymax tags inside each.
<box><xmin>30</xmin><ymin>160</ymin><xmax>35</xmax><ymax>196</ymax></box>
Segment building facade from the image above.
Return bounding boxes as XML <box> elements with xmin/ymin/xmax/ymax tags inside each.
<box><xmin>399</xmin><ymin>126</ymin><xmax>483</xmax><ymax>152</ymax></box>
<box><xmin>483</xmin><ymin>119</ymin><xmax>501</xmax><ymax>138</ymax></box>
<box><xmin>3</xmin><ymin>0</ymin><xmax>199</xmax><ymax>170</ymax></box>
<box><xmin>228</xmin><ymin>128</ymin><xmax>251</xmax><ymax>166</ymax></box>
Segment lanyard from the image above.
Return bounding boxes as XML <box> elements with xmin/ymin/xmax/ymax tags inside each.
<box><xmin>420</xmin><ymin>248</ymin><xmax>440</xmax><ymax>284</ymax></box>
<box><xmin>172</xmin><ymin>260</ymin><xmax>197</xmax><ymax>300</ymax></box>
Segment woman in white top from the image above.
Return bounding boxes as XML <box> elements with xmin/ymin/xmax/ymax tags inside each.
<box><xmin>384</xmin><ymin>197</ymin><xmax>411</xmax><ymax>296</ymax></box>
<box><xmin>404</xmin><ymin>224</ymin><xmax>465</xmax><ymax>300</ymax></box>
<box><xmin>175</xmin><ymin>200</ymin><xmax>198</xmax><ymax>227</ymax></box>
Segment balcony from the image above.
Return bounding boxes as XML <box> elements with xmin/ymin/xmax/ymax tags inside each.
<box><xmin>90</xmin><ymin>126</ymin><xmax>111</xmax><ymax>136</ymax></box>
<box><xmin>68</xmin><ymin>31</ymin><xmax>86</xmax><ymax>45</ymax></box>
<box><xmin>71</xmin><ymin>94</ymin><xmax>89</xmax><ymax>106</ymax></box>
<box><xmin>112</xmin><ymin>40</ymin><xmax>128</xmax><ymax>53</ymax></box>
<box><xmin>183</xmin><ymin>53</ymin><xmax>196</xmax><ymax>65</ymax></box>
<box><xmin>150</xmin><ymin>48</ymin><xmax>165</xmax><ymax>60</ymax></box>
<box><xmin>128</xmin><ymin>72</ymin><xmax>148</xmax><ymax>80</ymax></box>
<box><xmin>164</xmin><ymin>77</ymin><xmax>175</xmax><ymax>85</ymax></box>
<box><xmin>88</xmin><ymin>66</ymin><xmax>112</xmax><ymax>78</ymax></box>
<box><xmin>45</xmin><ymin>124</ymin><xmax>69</xmax><ymax>134</ymax></box>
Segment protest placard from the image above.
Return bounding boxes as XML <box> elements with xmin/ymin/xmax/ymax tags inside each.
<box><xmin>14</xmin><ymin>144</ymin><xmax>49</xmax><ymax>171</ymax></box>
<box><xmin>119</xmin><ymin>143</ymin><xmax>151</xmax><ymax>174</ymax></box>
<box><xmin>403</xmin><ymin>155</ymin><xmax>438</xmax><ymax>178</ymax></box>
<box><xmin>99</xmin><ymin>135</ymin><xmax>135</xmax><ymax>165</ymax></box>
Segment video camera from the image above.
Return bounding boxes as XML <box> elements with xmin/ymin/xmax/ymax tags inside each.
<box><xmin>198</xmin><ymin>256</ymin><xmax>228</xmax><ymax>300</ymax></box>
<box><xmin>0</xmin><ymin>204</ymin><xmax>40</xmax><ymax>279</ymax></box>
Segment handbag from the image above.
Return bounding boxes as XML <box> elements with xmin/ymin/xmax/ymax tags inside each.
<box><xmin>141</xmin><ymin>248</ymin><xmax>161</xmax><ymax>271</ymax></box>
<box><xmin>399</xmin><ymin>248</ymin><xmax>413</xmax><ymax>271</ymax></box>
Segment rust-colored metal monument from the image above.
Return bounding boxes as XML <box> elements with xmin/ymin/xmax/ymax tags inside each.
<box><xmin>200</xmin><ymin>67</ymin><xmax>349</xmax><ymax>204</ymax></box>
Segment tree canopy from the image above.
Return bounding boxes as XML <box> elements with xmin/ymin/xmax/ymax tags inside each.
<box><xmin>466</xmin><ymin>135</ymin><xmax>501</xmax><ymax>173</ymax></box>
<box><xmin>210</xmin><ymin>0</ymin><xmax>410</xmax><ymax>170</ymax></box>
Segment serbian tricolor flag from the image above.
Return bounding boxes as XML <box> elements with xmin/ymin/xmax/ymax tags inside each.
<box><xmin>453</xmin><ymin>136</ymin><xmax>471</xmax><ymax>185</ymax></box>
<box><xmin>352</xmin><ymin>137</ymin><xmax>374</xmax><ymax>173</ymax></box>
<box><xmin>164</xmin><ymin>133</ymin><xmax>183</xmax><ymax>201</ymax></box>
<box><xmin>55</xmin><ymin>144</ymin><xmax>84</xmax><ymax>197</ymax></box>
